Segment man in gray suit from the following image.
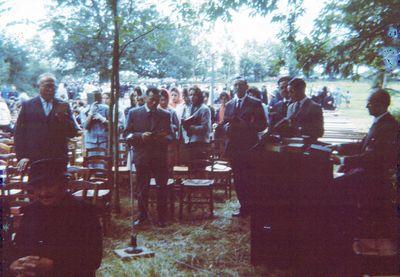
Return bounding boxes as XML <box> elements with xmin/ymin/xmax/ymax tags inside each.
<box><xmin>180</xmin><ymin>86</ymin><xmax>212</xmax><ymax>167</ymax></box>
<box><xmin>124</xmin><ymin>87</ymin><xmax>174</xmax><ymax>227</ymax></box>
<box><xmin>275</xmin><ymin>78</ymin><xmax>324</xmax><ymax>143</ymax></box>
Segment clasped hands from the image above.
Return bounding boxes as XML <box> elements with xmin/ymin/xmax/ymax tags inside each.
<box><xmin>10</xmin><ymin>256</ymin><xmax>54</xmax><ymax>277</ymax></box>
<box><xmin>141</xmin><ymin>131</ymin><xmax>167</xmax><ymax>143</ymax></box>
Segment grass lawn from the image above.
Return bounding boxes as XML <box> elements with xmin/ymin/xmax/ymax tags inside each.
<box><xmin>99</xmin><ymin>80</ymin><xmax>399</xmax><ymax>276</ymax></box>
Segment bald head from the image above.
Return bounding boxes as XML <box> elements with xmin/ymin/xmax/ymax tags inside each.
<box><xmin>38</xmin><ymin>73</ymin><xmax>56</xmax><ymax>102</ymax></box>
<box><xmin>366</xmin><ymin>88</ymin><xmax>391</xmax><ymax>117</ymax></box>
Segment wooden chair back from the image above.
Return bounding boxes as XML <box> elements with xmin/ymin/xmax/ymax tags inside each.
<box><xmin>68</xmin><ymin>180</ymin><xmax>111</xmax><ymax>204</ymax></box>
<box><xmin>83</xmin><ymin>155</ymin><xmax>112</xmax><ymax>183</ymax></box>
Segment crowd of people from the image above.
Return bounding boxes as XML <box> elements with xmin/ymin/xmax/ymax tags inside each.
<box><xmin>1</xmin><ymin>72</ymin><xmax>398</xmax><ymax>276</ymax></box>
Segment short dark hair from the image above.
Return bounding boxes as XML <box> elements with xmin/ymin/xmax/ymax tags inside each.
<box><xmin>93</xmin><ymin>91</ymin><xmax>102</xmax><ymax>99</ymax></box>
<box><xmin>233</xmin><ymin>76</ymin><xmax>248</xmax><ymax>86</ymax></box>
<box><xmin>160</xmin><ymin>88</ymin><xmax>170</xmax><ymax>100</ymax></box>
<box><xmin>134</xmin><ymin>86</ymin><xmax>142</xmax><ymax>96</ymax></box>
<box><xmin>182</xmin><ymin>88</ymin><xmax>189</xmax><ymax>98</ymax></box>
<box><xmin>170</xmin><ymin>87</ymin><xmax>180</xmax><ymax>95</ymax></box>
<box><xmin>277</xmin><ymin>76</ymin><xmax>291</xmax><ymax>84</ymax></box>
<box><xmin>189</xmin><ymin>86</ymin><xmax>204</xmax><ymax>102</ymax></box>
<box><xmin>288</xmin><ymin>78</ymin><xmax>306</xmax><ymax>91</ymax></box>
<box><xmin>203</xmin><ymin>91</ymin><xmax>210</xmax><ymax>98</ymax></box>
<box><xmin>247</xmin><ymin>86</ymin><xmax>261</xmax><ymax>99</ymax></box>
<box><xmin>371</xmin><ymin>88</ymin><xmax>391</xmax><ymax>107</ymax></box>
<box><xmin>189</xmin><ymin>86</ymin><xmax>202</xmax><ymax>96</ymax></box>
<box><xmin>219</xmin><ymin>91</ymin><xmax>230</xmax><ymax>100</ymax></box>
<box><xmin>146</xmin><ymin>86</ymin><xmax>160</xmax><ymax>97</ymax></box>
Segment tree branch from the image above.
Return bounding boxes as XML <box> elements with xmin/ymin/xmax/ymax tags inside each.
<box><xmin>119</xmin><ymin>24</ymin><xmax>161</xmax><ymax>56</ymax></box>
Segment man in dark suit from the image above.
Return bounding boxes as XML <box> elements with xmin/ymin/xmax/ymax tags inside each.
<box><xmin>275</xmin><ymin>78</ymin><xmax>324</xmax><ymax>142</ymax></box>
<box><xmin>268</xmin><ymin>76</ymin><xmax>292</xmax><ymax>127</ymax></box>
<box><xmin>332</xmin><ymin>89</ymin><xmax>398</xmax><ymax>188</ymax></box>
<box><xmin>222</xmin><ymin>78</ymin><xmax>267</xmax><ymax>217</ymax></box>
<box><xmin>14</xmin><ymin>73</ymin><xmax>79</xmax><ymax>173</ymax></box>
<box><xmin>124</xmin><ymin>87</ymin><xmax>173</xmax><ymax>227</ymax></box>
<box><xmin>8</xmin><ymin>158</ymin><xmax>102</xmax><ymax>276</ymax></box>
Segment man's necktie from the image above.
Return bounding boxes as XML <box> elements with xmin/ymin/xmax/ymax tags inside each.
<box><xmin>44</xmin><ymin>102</ymin><xmax>51</xmax><ymax>116</ymax></box>
<box><xmin>234</xmin><ymin>99</ymin><xmax>242</xmax><ymax>115</ymax></box>
<box><xmin>148</xmin><ymin>110</ymin><xmax>155</xmax><ymax>131</ymax></box>
<box><xmin>283</xmin><ymin>101</ymin><xmax>289</xmax><ymax>117</ymax></box>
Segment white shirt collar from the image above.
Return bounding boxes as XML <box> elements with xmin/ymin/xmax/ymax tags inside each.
<box><xmin>373</xmin><ymin>111</ymin><xmax>388</xmax><ymax>123</ymax></box>
<box><xmin>39</xmin><ymin>96</ymin><xmax>53</xmax><ymax>105</ymax></box>
<box><xmin>235</xmin><ymin>94</ymin><xmax>247</xmax><ymax>102</ymax></box>
<box><xmin>144</xmin><ymin>103</ymin><xmax>151</xmax><ymax>112</ymax></box>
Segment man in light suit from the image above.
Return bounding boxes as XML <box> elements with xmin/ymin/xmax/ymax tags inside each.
<box><xmin>15</xmin><ymin>73</ymin><xmax>79</xmax><ymax>173</ymax></box>
<box><xmin>221</xmin><ymin>78</ymin><xmax>267</xmax><ymax>217</ymax></box>
<box><xmin>275</xmin><ymin>78</ymin><xmax>324</xmax><ymax>143</ymax></box>
<box><xmin>80</xmin><ymin>91</ymin><xmax>109</xmax><ymax>152</ymax></box>
<box><xmin>180</xmin><ymin>86</ymin><xmax>212</xmax><ymax>167</ymax></box>
<box><xmin>124</xmin><ymin>87</ymin><xmax>173</xmax><ymax>227</ymax></box>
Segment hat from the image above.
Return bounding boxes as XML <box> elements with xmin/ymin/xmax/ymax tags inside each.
<box><xmin>29</xmin><ymin>158</ymin><xmax>70</xmax><ymax>186</ymax></box>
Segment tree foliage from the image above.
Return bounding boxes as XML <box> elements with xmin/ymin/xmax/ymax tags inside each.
<box><xmin>238</xmin><ymin>40</ymin><xmax>285</xmax><ymax>81</ymax></box>
<box><xmin>296</xmin><ymin>0</ymin><xmax>400</xmax><ymax>82</ymax></box>
<box><xmin>0</xmin><ymin>35</ymin><xmax>50</xmax><ymax>93</ymax></box>
<box><xmin>44</xmin><ymin>0</ymin><xmax>203</xmax><ymax>81</ymax></box>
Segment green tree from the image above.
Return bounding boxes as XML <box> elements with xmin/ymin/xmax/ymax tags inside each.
<box><xmin>0</xmin><ymin>35</ymin><xmax>48</xmax><ymax>93</ymax></box>
<box><xmin>45</xmin><ymin>0</ymin><xmax>199</xmax><ymax>81</ymax></box>
<box><xmin>201</xmin><ymin>0</ymin><xmax>303</xmax><ymax>76</ymax></box>
<box><xmin>304</xmin><ymin>0</ymin><xmax>400</xmax><ymax>86</ymax></box>
<box><xmin>218</xmin><ymin>49</ymin><xmax>236</xmax><ymax>82</ymax></box>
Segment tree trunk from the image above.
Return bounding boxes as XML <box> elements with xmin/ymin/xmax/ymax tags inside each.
<box><xmin>110</xmin><ymin>0</ymin><xmax>120</xmax><ymax>213</ymax></box>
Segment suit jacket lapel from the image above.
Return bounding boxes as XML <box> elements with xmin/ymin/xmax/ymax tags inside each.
<box><xmin>152</xmin><ymin>109</ymin><xmax>163</xmax><ymax>131</ymax></box>
<box><xmin>294</xmin><ymin>98</ymin><xmax>309</xmax><ymax>120</ymax></box>
<box><xmin>361</xmin><ymin>114</ymin><xmax>386</xmax><ymax>151</ymax></box>
<box><xmin>34</xmin><ymin>96</ymin><xmax>47</xmax><ymax>121</ymax></box>
<box><xmin>238</xmin><ymin>97</ymin><xmax>248</xmax><ymax>117</ymax></box>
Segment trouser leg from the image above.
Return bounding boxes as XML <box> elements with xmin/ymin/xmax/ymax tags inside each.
<box><xmin>154</xmin><ymin>165</ymin><xmax>168</xmax><ymax>222</ymax></box>
<box><xmin>231</xmin><ymin>154</ymin><xmax>250</xmax><ymax>212</ymax></box>
<box><xmin>136</xmin><ymin>165</ymin><xmax>151</xmax><ymax>219</ymax></box>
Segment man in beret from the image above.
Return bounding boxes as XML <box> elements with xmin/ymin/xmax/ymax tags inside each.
<box><xmin>8</xmin><ymin>159</ymin><xmax>103</xmax><ymax>276</ymax></box>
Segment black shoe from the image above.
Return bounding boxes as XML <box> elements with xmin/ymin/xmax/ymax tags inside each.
<box><xmin>133</xmin><ymin>217</ymin><xmax>148</xmax><ymax>226</ymax></box>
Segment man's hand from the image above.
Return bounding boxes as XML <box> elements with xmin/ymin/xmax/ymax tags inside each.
<box><xmin>330</xmin><ymin>154</ymin><xmax>341</xmax><ymax>165</ymax></box>
<box><xmin>93</xmin><ymin>114</ymin><xmax>108</xmax><ymax>124</ymax></box>
<box><xmin>17</xmin><ymin>158</ymin><xmax>30</xmax><ymax>173</ymax></box>
<box><xmin>326</xmin><ymin>144</ymin><xmax>340</xmax><ymax>152</ymax></box>
<box><xmin>141</xmin><ymin>132</ymin><xmax>153</xmax><ymax>143</ymax></box>
<box><xmin>10</xmin><ymin>256</ymin><xmax>54</xmax><ymax>276</ymax></box>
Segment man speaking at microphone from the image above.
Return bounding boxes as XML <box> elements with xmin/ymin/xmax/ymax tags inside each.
<box><xmin>124</xmin><ymin>87</ymin><xmax>174</xmax><ymax>227</ymax></box>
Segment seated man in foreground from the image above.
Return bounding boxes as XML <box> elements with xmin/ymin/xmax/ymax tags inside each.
<box><xmin>332</xmin><ymin>88</ymin><xmax>398</xmax><ymax>188</ymax></box>
<box><xmin>8</xmin><ymin>159</ymin><xmax>103</xmax><ymax>276</ymax></box>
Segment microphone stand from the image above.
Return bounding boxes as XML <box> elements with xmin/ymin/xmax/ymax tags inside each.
<box><xmin>124</xmin><ymin>143</ymin><xmax>143</xmax><ymax>254</ymax></box>
<box><xmin>114</xmin><ymin>138</ymin><xmax>155</xmax><ymax>260</ymax></box>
